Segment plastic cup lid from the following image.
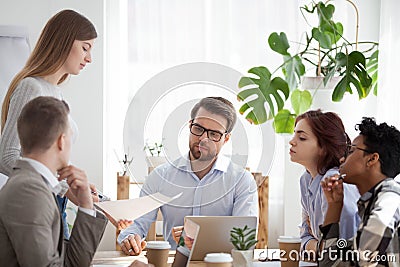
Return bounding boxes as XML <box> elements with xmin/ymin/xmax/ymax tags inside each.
<box><xmin>146</xmin><ymin>241</ymin><xmax>171</xmax><ymax>249</ymax></box>
<box><xmin>204</xmin><ymin>253</ymin><xmax>233</xmax><ymax>263</ymax></box>
<box><xmin>277</xmin><ymin>236</ymin><xmax>301</xmax><ymax>243</ymax></box>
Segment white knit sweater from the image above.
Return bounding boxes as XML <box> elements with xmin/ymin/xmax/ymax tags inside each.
<box><xmin>0</xmin><ymin>77</ymin><xmax>63</xmax><ymax>175</ymax></box>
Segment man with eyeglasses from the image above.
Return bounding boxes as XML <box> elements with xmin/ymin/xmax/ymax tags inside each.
<box><xmin>319</xmin><ymin>117</ymin><xmax>400</xmax><ymax>266</ymax></box>
<box><xmin>118</xmin><ymin>97</ymin><xmax>258</xmax><ymax>256</ymax></box>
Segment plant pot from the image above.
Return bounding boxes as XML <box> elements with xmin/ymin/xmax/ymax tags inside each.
<box><xmin>117</xmin><ymin>173</ymin><xmax>130</xmax><ymax>200</ymax></box>
<box><xmin>301</xmin><ymin>76</ymin><xmax>340</xmax><ymax>90</ymax></box>
<box><xmin>231</xmin><ymin>249</ymin><xmax>253</xmax><ymax>267</ymax></box>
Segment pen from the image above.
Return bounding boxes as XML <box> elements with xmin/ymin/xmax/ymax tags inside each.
<box><xmin>91</xmin><ymin>189</ymin><xmax>110</xmax><ymax>202</ymax></box>
<box><xmin>337</xmin><ymin>174</ymin><xmax>346</xmax><ymax>181</ymax></box>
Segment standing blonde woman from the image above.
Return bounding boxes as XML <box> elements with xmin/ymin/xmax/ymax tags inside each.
<box><xmin>0</xmin><ymin>9</ymin><xmax>97</xmax><ymax>239</ymax></box>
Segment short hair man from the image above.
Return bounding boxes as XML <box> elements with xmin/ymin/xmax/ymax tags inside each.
<box><xmin>320</xmin><ymin>117</ymin><xmax>400</xmax><ymax>266</ymax></box>
<box><xmin>118</xmin><ymin>97</ymin><xmax>258</xmax><ymax>255</ymax></box>
<box><xmin>0</xmin><ymin>97</ymin><xmax>107</xmax><ymax>266</ymax></box>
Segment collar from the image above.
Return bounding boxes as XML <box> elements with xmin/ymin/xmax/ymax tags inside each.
<box><xmin>20</xmin><ymin>157</ymin><xmax>66</xmax><ymax>195</ymax></box>
<box><xmin>358</xmin><ymin>178</ymin><xmax>389</xmax><ymax>203</ymax></box>
<box><xmin>176</xmin><ymin>153</ymin><xmax>230</xmax><ymax>173</ymax></box>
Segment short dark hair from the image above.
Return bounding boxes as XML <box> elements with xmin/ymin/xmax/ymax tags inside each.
<box><xmin>296</xmin><ymin>109</ymin><xmax>349</xmax><ymax>175</ymax></box>
<box><xmin>190</xmin><ymin>97</ymin><xmax>237</xmax><ymax>133</ymax></box>
<box><xmin>17</xmin><ymin>97</ymin><xmax>70</xmax><ymax>154</ymax></box>
<box><xmin>356</xmin><ymin>117</ymin><xmax>400</xmax><ymax>177</ymax></box>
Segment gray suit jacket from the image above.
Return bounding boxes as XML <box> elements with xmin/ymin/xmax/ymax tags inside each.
<box><xmin>0</xmin><ymin>160</ymin><xmax>108</xmax><ymax>267</ymax></box>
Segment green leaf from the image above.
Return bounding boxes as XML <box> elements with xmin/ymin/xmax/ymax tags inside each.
<box><xmin>291</xmin><ymin>89</ymin><xmax>312</xmax><ymax>115</ymax></box>
<box><xmin>283</xmin><ymin>55</ymin><xmax>305</xmax><ymax>91</ymax></box>
<box><xmin>317</xmin><ymin>2</ymin><xmax>335</xmax><ymax>23</ymax></box>
<box><xmin>332</xmin><ymin>51</ymin><xmax>372</xmax><ymax>101</ymax></box>
<box><xmin>244</xmin><ymin>240</ymin><xmax>258</xmax><ymax>250</ymax></box>
<box><xmin>332</xmin><ymin>76</ymin><xmax>351</xmax><ymax>101</ymax></box>
<box><xmin>366</xmin><ymin>50</ymin><xmax>379</xmax><ymax>96</ymax></box>
<box><xmin>313</xmin><ymin>2</ymin><xmax>343</xmax><ymax>48</ymax></box>
<box><xmin>312</xmin><ymin>27</ymin><xmax>333</xmax><ymax>49</ymax></box>
<box><xmin>312</xmin><ymin>22</ymin><xmax>343</xmax><ymax>49</ymax></box>
<box><xmin>272</xmin><ymin>109</ymin><xmax>296</xmax><ymax>134</ymax></box>
<box><xmin>268</xmin><ymin>32</ymin><xmax>290</xmax><ymax>56</ymax></box>
<box><xmin>238</xmin><ymin>66</ymin><xmax>290</xmax><ymax>124</ymax></box>
<box><xmin>230</xmin><ymin>225</ymin><xmax>257</xmax><ymax>250</ymax></box>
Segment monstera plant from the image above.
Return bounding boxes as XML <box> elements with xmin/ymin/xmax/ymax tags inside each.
<box><xmin>238</xmin><ymin>1</ymin><xmax>378</xmax><ymax>133</ymax></box>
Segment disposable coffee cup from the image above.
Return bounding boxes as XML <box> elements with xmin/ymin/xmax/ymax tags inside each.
<box><xmin>277</xmin><ymin>236</ymin><xmax>301</xmax><ymax>267</ymax></box>
<box><xmin>146</xmin><ymin>241</ymin><xmax>171</xmax><ymax>267</ymax></box>
<box><xmin>204</xmin><ymin>253</ymin><xmax>233</xmax><ymax>267</ymax></box>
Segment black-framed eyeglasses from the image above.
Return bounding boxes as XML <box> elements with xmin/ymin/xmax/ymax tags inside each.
<box><xmin>344</xmin><ymin>144</ymin><xmax>375</xmax><ymax>158</ymax></box>
<box><xmin>189</xmin><ymin>122</ymin><xmax>227</xmax><ymax>142</ymax></box>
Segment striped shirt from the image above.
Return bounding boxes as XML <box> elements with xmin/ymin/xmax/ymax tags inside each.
<box><xmin>319</xmin><ymin>178</ymin><xmax>400</xmax><ymax>266</ymax></box>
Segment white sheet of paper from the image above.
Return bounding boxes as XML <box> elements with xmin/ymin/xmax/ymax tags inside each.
<box><xmin>96</xmin><ymin>192</ymin><xmax>181</xmax><ymax>221</ymax></box>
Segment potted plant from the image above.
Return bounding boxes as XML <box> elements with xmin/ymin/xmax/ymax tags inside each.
<box><xmin>144</xmin><ymin>141</ymin><xmax>166</xmax><ymax>170</ymax></box>
<box><xmin>116</xmin><ymin>152</ymin><xmax>133</xmax><ymax>200</ymax></box>
<box><xmin>237</xmin><ymin>1</ymin><xmax>378</xmax><ymax>133</ymax></box>
<box><xmin>230</xmin><ymin>225</ymin><xmax>258</xmax><ymax>267</ymax></box>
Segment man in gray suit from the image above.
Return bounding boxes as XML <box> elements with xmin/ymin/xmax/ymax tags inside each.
<box><xmin>0</xmin><ymin>96</ymin><xmax>107</xmax><ymax>266</ymax></box>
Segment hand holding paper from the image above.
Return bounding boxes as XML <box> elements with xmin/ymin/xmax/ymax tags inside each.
<box><xmin>94</xmin><ymin>192</ymin><xmax>182</xmax><ymax>227</ymax></box>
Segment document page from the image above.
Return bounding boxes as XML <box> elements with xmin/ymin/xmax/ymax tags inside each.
<box><xmin>95</xmin><ymin>192</ymin><xmax>181</xmax><ymax>226</ymax></box>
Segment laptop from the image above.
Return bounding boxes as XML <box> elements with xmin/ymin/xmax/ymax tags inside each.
<box><xmin>185</xmin><ymin>216</ymin><xmax>258</xmax><ymax>261</ymax></box>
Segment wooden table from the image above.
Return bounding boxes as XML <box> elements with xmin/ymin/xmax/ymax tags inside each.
<box><xmin>91</xmin><ymin>250</ymin><xmax>317</xmax><ymax>267</ymax></box>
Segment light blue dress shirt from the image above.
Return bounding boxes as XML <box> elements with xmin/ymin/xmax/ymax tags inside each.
<box><xmin>299</xmin><ymin>167</ymin><xmax>360</xmax><ymax>250</ymax></box>
<box><xmin>118</xmin><ymin>154</ymin><xmax>258</xmax><ymax>249</ymax></box>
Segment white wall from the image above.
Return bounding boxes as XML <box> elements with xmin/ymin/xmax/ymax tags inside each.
<box><xmin>0</xmin><ymin>0</ymin><xmax>105</xmax><ymax>191</ymax></box>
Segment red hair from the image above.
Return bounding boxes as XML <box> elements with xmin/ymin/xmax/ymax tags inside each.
<box><xmin>296</xmin><ymin>109</ymin><xmax>350</xmax><ymax>175</ymax></box>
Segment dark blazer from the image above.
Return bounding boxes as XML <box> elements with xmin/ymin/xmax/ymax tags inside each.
<box><xmin>0</xmin><ymin>160</ymin><xmax>108</xmax><ymax>267</ymax></box>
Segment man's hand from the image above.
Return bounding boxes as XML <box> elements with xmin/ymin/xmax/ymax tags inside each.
<box><xmin>120</xmin><ymin>234</ymin><xmax>146</xmax><ymax>256</ymax></box>
<box><xmin>321</xmin><ymin>175</ymin><xmax>344</xmax><ymax>204</ymax></box>
<box><xmin>129</xmin><ymin>260</ymin><xmax>154</xmax><ymax>267</ymax></box>
<box><xmin>58</xmin><ymin>165</ymin><xmax>93</xmax><ymax>210</ymax></box>
<box><xmin>321</xmin><ymin>175</ymin><xmax>344</xmax><ymax>226</ymax></box>
<box><xmin>89</xmin><ymin>183</ymin><xmax>100</xmax><ymax>203</ymax></box>
<box><xmin>172</xmin><ymin>226</ymin><xmax>183</xmax><ymax>244</ymax></box>
<box><xmin>117</xmin><ymin>219</ymin><xmax>133</xmax><ymax>231</ymax></box>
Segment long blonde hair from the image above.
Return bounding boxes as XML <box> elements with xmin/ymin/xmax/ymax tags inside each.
<box><xmin>1</xmin><ymin>9</ymin><xmax>97</xmax><ymax>130</ymax></box>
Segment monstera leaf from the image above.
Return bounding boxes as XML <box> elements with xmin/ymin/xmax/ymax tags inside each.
<box><xmin>283</xmin><ymin>55</ymin><xmax>306</xmax><ymax>91</ymax></box>
<box><xmin>238</xmin><ymin>66</ymin><xmax>290</xmax><ymax>124</ymax></box>
<box><xmin>332</xmin><ymin>51</ymin><xmax>372</xmax><ymax>101</ymax></box>
<box><xmin>273</xmin><ymin>109</ymin><xmax>296</xmax><ymax>133</ymax></box>
<box><xmin>366</xmin><ymin>50</ymin><xmax>379</xmax><ymax>96</ymax></box>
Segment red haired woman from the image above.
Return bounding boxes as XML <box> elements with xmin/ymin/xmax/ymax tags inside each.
<box><xmin>289</xmin><ymin>109</ymin><xmax>360</xmax><ymax>256</ymax></box>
